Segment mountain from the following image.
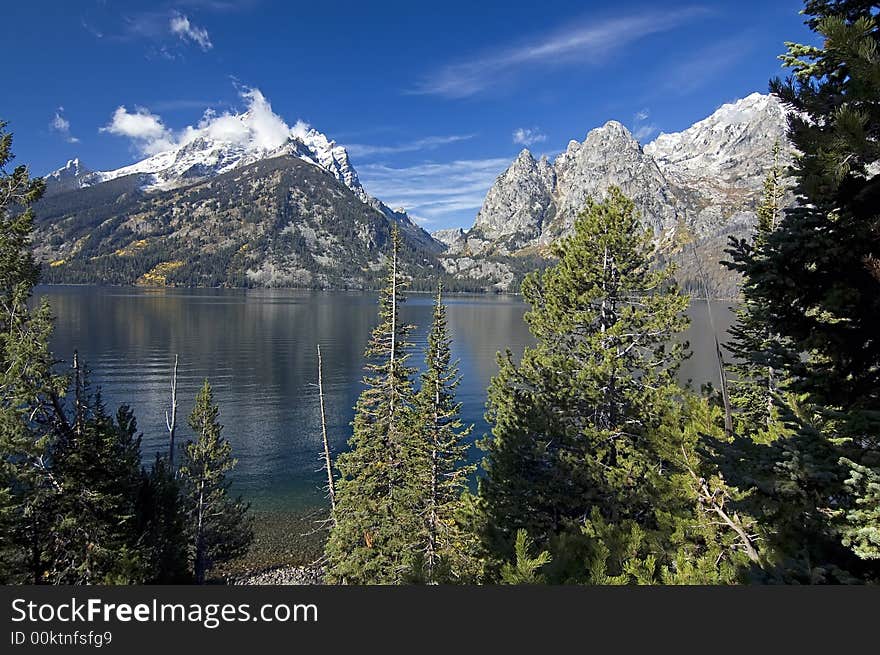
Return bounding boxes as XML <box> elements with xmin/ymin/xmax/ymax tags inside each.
<box><xmin>35</xmin><ymin>112</ymin><xmax>450</xmax><ymax>289</ymax></box>
<box><xmin>438</xmin><ymin>93</ymin><xmax>792</xmax><ymax>297</ymax></box>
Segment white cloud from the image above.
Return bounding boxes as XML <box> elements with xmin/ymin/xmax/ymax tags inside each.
<box><xmin>101</xmin><ymin>87</ymin><xmax>305</xmax><ymax>157</ymax></box>
<box><xmin>358</xmin><ymin>158</ymin><xmax>511</xmax><ymax>228</ymax></box>
<box><xmin>512</xmin><ymin>127</ymin><xmax>546</xmax><ymax>146</ymax></box>
<box><xmin>170</xmin><ymin>14</ymin><xmax>213</xmax><ymax>50</ymax></box>
<box><xmin>410</xmin><ymin>7</ymin><xmax>708</xmax><ymax>98</ymax></box>
<box><xmin>345</xmin><ymin>134</ymin><xmax>474</xmax><ymax>158</ymax></box>
<box><xmin>50</xmin><ymin>108</ymin><xmax>79</xmax><ymax>144</ymax></box>
<box><xmin>101</xmin><ymin>106</ymin><xmax>176</xmax><ymax>155</ymax></box>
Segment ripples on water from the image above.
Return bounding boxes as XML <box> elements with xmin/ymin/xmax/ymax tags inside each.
<box><xmin>36</xmin><ymin>286</ymin><xmax>734</xmax><ymax>514</ymax></box>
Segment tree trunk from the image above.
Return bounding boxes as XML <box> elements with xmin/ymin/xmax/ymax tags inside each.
<box><xmin>166</xmin><ymin>354</ymin><xmax>179</xmax><ymax>468</ymax></box>
<box><xmin>317</xmin><ymin>344</ymin><xmax>336</xmax><ymax>517</ymax></box>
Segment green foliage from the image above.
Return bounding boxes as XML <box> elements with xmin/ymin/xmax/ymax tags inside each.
<box><xmin>500</xmin><ymin>530</ymin><xmax>551</xmax><ymax>584</ymax></box>
<box><xmin>0</xmin><ymin>121</ymin><xmax>63</xmax><ymax>582</ymax></box>
<box><xmin>478</xmin><ymin>187</ymin><xmax>689</xmax><ymax>556</ymax></box>
<box><xmin>725</xmin><ymin>144</ymin><xmax>797</xmax><ymax>437</ymax></box>
<box><xmin>179</xmin><ymin>380</ymin><xmax>253</xmax><ymax>584</ymax></box>
<box><xmin>839</xmin><ymin>457</ymin><xmax>880</xmax><ymax>559</ymax></box>
<box><xmin>136</xmin><ymin>455</ymin><xmax>191</xmax><ymax>583</ymax></box>
<box><xmin>719</xmin><ymin>0</ymin><xmax>880</xmax><ymax>582</ymax></box>
<box><xmin>477</xmin><ymin>189</ymin><xmax>759</xmax><ymax>584</ymax></box>
<box><xmin>47</xmin><ymin>376</ymin><xmax>148</xmax><ymax>584</ymax></box>
<box><xmin>411</xmin><ymin>285</ymin><xmax>477</xmax><ymax>583</ymax></box>
<box><xmin>325</xmin><ymin>228</ymin><xmax>423</xmax><ymax>583</ymax></box>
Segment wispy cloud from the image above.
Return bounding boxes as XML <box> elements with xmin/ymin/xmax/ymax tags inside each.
<box><xmin>81</xmin><ymin>8</ymin><xmax>217</xmax><ymax>57</ymax></box>
<box><xmin>512</xmin><ymin>127</ymin><xmax>546</xmax><ymax>146</ymax></box>
<box><xmin>410</xmin><ymin>7</ymin><xmax>709</xmax><ymax>98</ymax></box>
<box><xmin>632</xmin><ymin>108</ymin><xmax>657</xmax><ymax>142</ymax></box>
<box><xmin>358</xmin><ymin>158</ymin><xmax>511</xmax><ymax>227</ymax></box>
<box><xmin>170</xmin><ymin>13</ymin><xmax>213</xmax><ymax>51</ymax></box>
<box><xmin>49</xmin><ymin>108</ymin><xmax>79</xmax><ymax>144</ymax></box>
<box><xmin>663</xmin><ymin>32</ymin><xmax>756</xmax><ymax>95</ymax></box>
<box><xmin>345</xmin><ymin>134</ymin><xmax>474</xmax><ymax>158</ymax></box>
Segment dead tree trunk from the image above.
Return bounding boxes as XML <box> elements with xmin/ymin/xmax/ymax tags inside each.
<box><xmin>317</xmin><ymin>344</ymin><xmax>336</xmax><ymax>518</ymax></box>
<box><xmin>166</xmin><ymin>354</ymin><xmax>179</xmax><ymax>468</ymax></box>
<box><xmin>691</xmin><ymin>243</ymin><xmax>733</xmax><ymax>435</ymax></box>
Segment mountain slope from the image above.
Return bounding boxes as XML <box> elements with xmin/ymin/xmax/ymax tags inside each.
<box><xmin>34</xmin><ymin>154</ymin><xmax>463</xmax><ymax>290</ymax></box>
<box><xmin>440</xmin><ymin>93</ymin><xmax>792</xmax><ymax>297</ymax></box>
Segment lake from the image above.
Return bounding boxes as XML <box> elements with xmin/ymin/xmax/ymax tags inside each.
<box><xmin>35</xmin><ymin>286</ymin><xmax>735</xmax><ymax>516</ymax></box>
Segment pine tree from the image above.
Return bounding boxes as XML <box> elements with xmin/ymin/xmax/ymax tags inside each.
<box><xmin>136</xmin><ymin>455</ymin><xmax>191</xmax><ymax>583</ymax></box>
<box><xmin>0</xmin><ymin>121</ymin><xmax>67</xmax><ymax>583</ymax></box>
<box><xmin>478</xmin><ymin>188</ymin><xmax>689</xmax><ymax>563</ymax></box>
<box><xmin>324</xmin><ymin>227</ymin><xmax>422</xmax><ymax>584</ymax></box>
<box><xmin>722</xmin><ymin>0</ymin><xmax>880</xmax><ymax>582</ymax></box>
<box><xmin>412</xmin><ymin>284</ymin><xmax>476</xmax><ymax>583</ymax></box>
<box><xmin>48</xmin><ymin>372</ymin><xmax>148</xmax><ymax>584</ymax></box>
<box><xmin>179</xmin><ymin>380</ymin><xmax>253</xmax><ymax>584</ymax></box>
<box><xmin>725</xmin><ymin>143</ymin><xmax>796</xmax><ymax>436</ymax></box>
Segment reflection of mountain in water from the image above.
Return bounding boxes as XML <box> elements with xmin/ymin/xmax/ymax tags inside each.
<box><xmin>39</xmin><ymin>287</ymin><xmax>732</xmax><ymax>513</ymax></box>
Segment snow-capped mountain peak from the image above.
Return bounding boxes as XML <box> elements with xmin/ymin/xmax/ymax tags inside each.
<box><xmin>644</xmin><ymin>93</ymin><xmax>787</xmax><ymax>185</ymax></box>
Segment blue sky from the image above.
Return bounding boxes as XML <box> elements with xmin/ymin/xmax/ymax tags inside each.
<box><xmin>4</xmin><ymin>0</ymin><xmax>815</xmax><ymax>230</ymax></box>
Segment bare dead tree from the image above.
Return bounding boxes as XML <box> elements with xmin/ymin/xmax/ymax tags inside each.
<box><xmin>690</xmin><ymin>243</ymin><xmax>733</xmax><ymax>435</ymax></box>
<box><xmin>317</xmin><ymin>344</ymin><xmax>336</xmax><ymax>518</ymax></box>
<box><xmin>165</xmin><ymin>354</ymin><xmax>179</xmax><ymax>468</ymax></box>
<box><xmin>681</xmin><ymin>445</ymin><xmax>760</xmax><ymax>564</ymax></box>
<box><xmin>72</xmin><ymin>350</ymin><xmax>83</xmax><ymax>436</ymax></box>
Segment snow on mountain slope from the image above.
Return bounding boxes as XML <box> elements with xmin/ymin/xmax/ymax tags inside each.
<box><xmin>644</xmin><ymin>93</ymin><xmax>788</xmax><ymax>187</ymax></box>
<box><xmin>43</xmin><ymin>89</ymin><xmax>431</xmax><ymax>244</ymax></box>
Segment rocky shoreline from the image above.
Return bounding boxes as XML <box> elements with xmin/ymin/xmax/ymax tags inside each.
<box><xmin>229</xmin><ymin>565</ymin><xmax>325</xmax><ymax>586</ymax></box>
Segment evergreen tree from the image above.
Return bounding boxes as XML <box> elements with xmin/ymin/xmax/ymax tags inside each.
<box><xmin>0</xmin><ymin>121</ymin><xmax>66</xmax><ymax>583</ymax></box>
<box><xmin>324</xmin><ymin>227</ymin><xmax>422</xmax><ymax>584</ymax></box>
<box><xmin>412</xmin><ymin>284</ymin><xmax>476</xmax><ymax>583</ymax></box>
<box><xmin>47</xmin><ymin>369</ymin><xmax>147</xmax><ymax>584</ymax></box>
<box><xmin>478</xmin><ymin>189</ymin><xmax>759</xmax><ymax>583</ymax></box>
<box><xmin>179</xmin><ymin>380</ymin><xmax>253</xmax><ymax>583</ymax></box>
<box><xmin>478</xmin><ymin>188</ymin><xmax>689</xmax><ymax>555</ymax></box>
<box><xmin>136</xmin><ymin>455</ymin><xmax>191</xmax><ymax>583</ymax></box>
<box><xmin>722</xmin><ymin>0</ymin><xmax>880</xmax><ymax>582</ymax></box>
<box><xmin>725</xmin><ymin>143</ymin><xmax>796</xmax><ymax>436</ymax></box>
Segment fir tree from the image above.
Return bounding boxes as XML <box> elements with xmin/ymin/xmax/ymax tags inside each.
<box><xmin>0</xmin><ymin>121</ymin><xmax>66</xmax><ymax>583</ymax></box>
<box><xmin>179</xmin><ymin>380</ymin><xmax>253</xmax><ymax>584</ymax></box>
<box><xmin>722</xmin><ymin>0</ymin><xmax>880</xmax><ymax>582</ymax></box>
<box><xmin>48</xmin><ymin>370</ymin><xmax>148</xmax><ymax>584</ymax></box>
<box><xmin>324</xmin><ymin>227</ymin><xmax>422</xmax><ymax>584</ymax></box>
<box><xmin>136</xmin><ymin>455</ymin><xmax>191</xmax><ymax>583</ymax></box>
<box><xmin>478</xmin><ymin>189</ymin><xmax>759</xmax><ymax>583</ymax></box>
<box><xmin>478</xmin><ymin>188</ymin><xmax>689</xmax><ymax>563</ymax></box>
<box><xmin>725</xmin><ymin>143</ymin><xmax>796</xmax><ymax>436</ymax></box>
<box><xmin>412</xmin><ymin>284</ymin><xmax>476</xmax><ymax>583</ymax></box>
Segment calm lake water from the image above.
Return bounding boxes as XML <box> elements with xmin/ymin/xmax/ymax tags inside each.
<box><xmin>35</xmin><ymin>286</ymin><xmax>735</xmax><ymax>515</ymax></box>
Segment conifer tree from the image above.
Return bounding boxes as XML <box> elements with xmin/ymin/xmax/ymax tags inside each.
<box><xmin>137</xmin><ymin>455</ymin><xmax>191</xmax><ymax>583</ymax></box>
<box><xmin>48</xmin><ymin>375</ymin><xmax>147</xmax><ymax>584</ymax></box>
<box><xmin>413</xmin><ymin>284</ymin><xmax>475</xmax><ymax>583</ymax></box>
<box><xmin>722</xmin><ymin>0</ymin><xmax>880</xmax><ymax>582</ymax></box>
<box><xmin>0</xmin><ymin>122</ymin><xmax>67</xmax><ymax>583</ymax></box>
<box><xmin>725</xmin><ymin>143</ymin><xmax>795</xmax><ymax>435</ymax></box>
<box><xmin>478</xmin><ymin>189</ymin><xmax>761</xmax><ymax>583</ymax></box>
<box><xmin>179</xmin><ymin>380</ymin><xmax>253</xmax><ymax>583</ymax></box>
<box><xmin>324</xmin><ymin>227</ymin><xmax>422</xmax><ymax>584</ymax></box>
<box><xmin>478</xmin><ymin>188</ymin><xmax>689</xmax><ymax>562</ymax></box>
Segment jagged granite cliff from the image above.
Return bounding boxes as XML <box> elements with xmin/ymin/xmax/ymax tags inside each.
<box><xmin>438</xmin><ymin>93</ymin><xmax>791</xmax><ymax>297</ymax></box>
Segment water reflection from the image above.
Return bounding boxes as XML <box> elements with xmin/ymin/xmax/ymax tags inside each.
<box><xmin>37</xmin><ymin>286</ymin><xmax>734</xmax><ymax>512</ymax></box>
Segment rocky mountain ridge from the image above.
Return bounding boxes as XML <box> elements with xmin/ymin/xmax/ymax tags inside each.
<box><xmin>437</xmin><ymin>93</ymin><xmax>792</xmax><ymax>296</ymax></box>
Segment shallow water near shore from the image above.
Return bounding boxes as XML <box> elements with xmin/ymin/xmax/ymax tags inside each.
<box><xmin>36</xmin><ymin>285</ymin><xmax>735</xmax><ymax>563</ymax></box>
